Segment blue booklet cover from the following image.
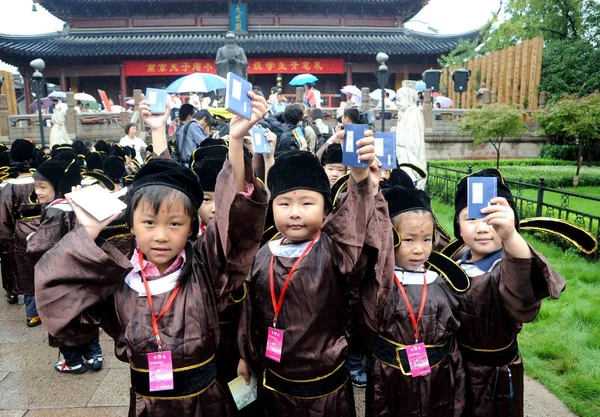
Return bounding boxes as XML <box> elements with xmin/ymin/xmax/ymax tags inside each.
<box><xmin>250</xmin><ymin>126</ymin><xmax>271</xmax><ymax>154</ymax></box>
<box><xmin>145</xmin><ymin>88</ymin><xmax>167</xmax><ymax>114</ymax></box>
<box><xmin>342</xmin><ymin>124</ymin><xmax>369</xmax><ymax>168</ymax></box>
<box><xmin>373</xmin><ymin>132</ymin><xmax>396</xmax><ymax>169</ymax></box>
<box><xmin>225</xmin><ymin>72</ymin><xmax>252</xmax><ymax>120</ymax></box>
<box><xmin>467</xmin><ymin>176</ymin><xmax>497</xmax><ymax>219</ymax></box>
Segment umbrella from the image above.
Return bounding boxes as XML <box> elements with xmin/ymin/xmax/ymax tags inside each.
<box><xmin>28</xmin><ymin>97</ymin><xmax>54</xmax><ymax>112</ymax></box>
<box><xmin>340</xmin><ymin>85</ymin><xmax>362</xmax><ymax>97</ymax></box>
<box><xmin>432</xmin><ymin>92</ymin><xmax>442</xmax><ymax>98</ymax></box>
<box><xmin>47</xmin><ymin>91</ymin><xmax>66</xmax><ymax>99</ymax></box>
<box><xmin>74</xmin><ymin>92</ymin><xmax>97</xmax><ymax>102</ymax></box>
<box><xmin>415</xmin><ymin>81</ymin><xmax>427</xmax><ymax>92</ymax></box>
<box><xmin>166</xmin><ymin>73</ymin><xmax>227</xmax><ymax>94</ymax></box>
<box><xmin>289</xmin><ymin>74</ymin><xmax>318</xmax><ymax>86</ymax></box>
<box><xmin>126</xmin><ymin>98</ymin><xmax>135</xmax><ymax>106</ymax></box>
<box><xmin>435</xmin><ymin>96</ymin><xmax>453</xmax><ymax>108</ymax></box>
<box><xmin>369</xmin><ymin>88</ymin><xmax>396</xmax><ymax>100</ymax></box>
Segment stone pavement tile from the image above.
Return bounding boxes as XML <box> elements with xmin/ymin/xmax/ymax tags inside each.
<box><xmin>0</xmin><ymin>370</ymin><xmax>107</xmax><ymax>410</ymax></box>
<box><xmin>23</xmin><ymin>407</ymin><xmax>129</xmax><ymax>416</ymax></box>
<box><xmin>0</xmin><ymin>344</ymin><xmax>57</xmax><ymax>372</ymax></box>
<box><xmin>0</xmin><ymin>411</ymin><xmax>27</xmax><ymax>417</ymax></box>
<box><xmin>87</xmin><ymin>369</ymin><xmax>129</xmax><ymax>407</ymax></box>
<box><xmin>98</xmin><ymin>331</ymin><xmax>112</xmax><ymax>342</ymax></box>
<box><xmin>353</xmin><ymin>386</ymin><xmax>365</xmax><ymax>417</ymax></box>
<box><xmin>0</xmin><ymin>372</ymin><xmax>8</xmax><ymax>383</ymax></box>
<box><xmin>0</xmin><ymin>322</ymin><xmax>47</xmax><ymax>345</ymax></box>
<box><xmin>523</xmin><ymin>376</ymin><xmax>577</xmax><ymax>417</ymax></box>
<box><xmin>98</xmin><ymin>340</ymin><xmax>128</xmax><ymax>370</ymax></box>
<box><xmin>0</xmin><ymin>302</ymin><xmax>26</xmax><ymax>321</ymax></box>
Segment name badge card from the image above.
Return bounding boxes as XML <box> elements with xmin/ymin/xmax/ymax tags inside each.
<box><xmin>467</xmin><ymin>176</ymin><xmax>497</xmax><ymax>219</ymax></box>
<box><xmin>265</xmin><ymin>327</ymin><xmax>284</xmax><ymax>363</ymax></box>
<box><xmin>406</xmin><ymin>342</ymin><xmax>431</xmax><ymax>377</ymax></box>
<box><xmin>147</xmin><ymin>351</ymin><xmax>174</xmax><ymax>391</ymax></box>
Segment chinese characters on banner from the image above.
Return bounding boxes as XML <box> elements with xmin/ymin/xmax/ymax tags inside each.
<box><xmin>229</xmin><ymin>3</ymin><xmax>247</xmax><ymax>33</ymax></box>
<box><xmin>123</xmin><ymin>59</ymin><xmax>344</xmax><ymax>77</ymax></box>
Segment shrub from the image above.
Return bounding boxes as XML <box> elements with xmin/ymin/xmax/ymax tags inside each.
<box><xmin>540</xmin><ymin>145</ymin><xmax>579</xmax><ymax>161</ymax></box>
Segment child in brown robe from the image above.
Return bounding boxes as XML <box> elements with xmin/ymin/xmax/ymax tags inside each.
<box><xmin>34</xmin><ymin>93</ymin><xmax>269</xmax><ymax>416</ymax></box>
<box><xmin>237</xmin><ymin>129</ymin><xmax>385</xmax><ymax>417</ymax></box>
<box><xmin>452</xmin><ymin>168</ymin><xmax>565</xmax><ymax>417</ymax></box>
<box><xmin>364</xmin><ymin>185</ymin><xmax>468</xmax><ymax>417</ymax></box>
<box><xmin>27</xmin><ymin>157</ymin><xmax>104</xmax><ymax>374</ymax></box>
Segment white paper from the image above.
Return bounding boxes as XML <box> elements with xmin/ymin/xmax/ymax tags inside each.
<box><xmin>254</xmin><ymin>132</ymin><xmax>263</xmax><ymax>145</ymax></box>
<box><xmin>66</xmin><ymin>184</ymin><xmax>127</xmax><ymax>222</ymax></box>
<box><xmin>228</xmin><ymin>375</ymin><xmax>258</xmax><ymax>410</ymax></box>
<box><xmin>345</xmin><ymin>131</ymin><xmax>354</xmax><ymax>152</ymax></box>
<box><xmin>147</xmin><ymin>91</ymin><xmax>157</xmax><ymax>104</ymax></box>
<box><xmin>471</xmin><ymin>183</ymin><xmax>484</xmax><ymax>204</ymax></box>
<box><xmin>232</xmin><ymin>79</ymin><xmax>242</xmax><ymax>100</ymax></box>
<box><xmin>375</xmin><ymin>137</ymin><xmax>384</xmax><ymax>157</ymax></box>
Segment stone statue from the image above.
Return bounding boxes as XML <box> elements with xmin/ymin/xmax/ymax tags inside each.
<box><xmin>395</xmin><ymin>80</ymin><xmax>427</xmax><ymax>189</ymax></box>
<box><xmin>216</xmin><ymin>32</ymin><xmax>248</xmax><ymax>80</ymax></box>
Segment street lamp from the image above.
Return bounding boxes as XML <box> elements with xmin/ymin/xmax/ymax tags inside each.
<box><xmin>30</xmin><ymin>58</ymin><xmax>46</xmax><ymax>148</ymax></box>
<box><xmin>376</xmin><ymin>52</ymin><xmax>390</xmax><ymax>132</ymax></box>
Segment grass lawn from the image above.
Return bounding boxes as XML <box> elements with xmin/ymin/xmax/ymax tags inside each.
<box><xmin>432</xmin><ymin>199</ymin><xmax>600</xmax><ymax>417</ymax></box>
<box><xmin>516</xmin><ymin>186</ymin><xmax>600</xmax><ymax>218</ymax></box>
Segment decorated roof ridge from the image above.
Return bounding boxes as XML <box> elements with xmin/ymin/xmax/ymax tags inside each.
<box><xmin>0</xmin><ymin>26</ymin><xmax>481</xmax><ymax>42</ymax></box>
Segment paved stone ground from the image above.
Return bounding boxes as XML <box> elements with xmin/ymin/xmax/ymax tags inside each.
<box><xmin>0</xmin><ymin>300</ymin><xmax>577</xmax><ymax>416</ymax></box>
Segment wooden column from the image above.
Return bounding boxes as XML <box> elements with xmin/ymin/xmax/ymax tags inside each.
<box><xmin>23</xmin><ymin>68</ymin><xmax>32</xmax><ymax>110</ymax></box>
<box><xmin>120</xmin><ymin>65</ymin><xmax>128</xmax><ymax>107</ymax></box>
<box><xmin>345</xmin><ymin>63</ymin><xmax>353</xmax><ymax>86</ymax></box>
<box><xmin>59</xmin><ymin>68</ymin><xmax>67</xmax><ymax>92</ymax></box>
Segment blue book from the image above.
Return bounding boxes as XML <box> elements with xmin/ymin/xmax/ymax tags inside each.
<box><xmin>145</xmin><ymin>88</ymin><xmax>167</xmax><ymax>114</ymax></box>
<box><xmin>250</xmin><ymin>126</ymin><xmax>271</xmax><ymax>154</ymax></box>
<box><xmin>467</xmin><ymin>177</ymin><xmax>497</xmax><ymax>219</ymax></box>
<box><xmin>225</xmin><ymin>72</ymin><xmax>252</xmax><ymax>120</ymax></box>
<box><xmin>373</xmin><ymin>132</ymin><xmax>396</xmax><ymax>169</ymax></box>
<box><xmin>342</xmin><ymin>124</ymin><xmax>368</xmax><ymax>168</ymax></box>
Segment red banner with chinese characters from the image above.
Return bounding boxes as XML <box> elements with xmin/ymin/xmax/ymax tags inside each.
<box><xmin>123</xmin><ymin>58</ymin><xmax>344</xmax><ymax>77</ymax></box>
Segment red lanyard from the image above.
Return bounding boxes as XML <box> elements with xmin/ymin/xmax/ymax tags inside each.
<box><xmin>269</xmin><ymin>230</ymin><xmax>321</xmax><ymax>327</ymax></box>
<box><xmin>394</xmin><ymin>271</ymin><xmax>428</xmax><ymax>343</ymax></box>
<box><xmin>138</xmin><ymin>250</ymin><xmax>180</xmax><ymax>351</ymax></box>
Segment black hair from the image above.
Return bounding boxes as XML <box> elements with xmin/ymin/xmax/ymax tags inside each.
<box><xmin>343</xmin><ymin>108</ymin><xmax>360</xmax><ymax>124</ymax></box>
<box><xmin>283</xmin><ymin>104</ymin><xmax>304</xmax><ymax>125</ymax></box>
<box><xmin>271</xmin><ymin>86</ymin><xmax>278</xmax><ymax>93</ymax></box>
<box><xmin>194</xmin><ymin>109</ymin><xmax>213</xmax><ymax>125</ymax></box>
<box><xmin>32</xmin><ymin>171</ymin><xmax>58</xmax><ymax>198</ymax></box>
<box><xmin>126</xmin><ymin>185</ymin><xmax>199</xmax><ymax>287</ymax></box>
<box><xmin>124</xmin><ymin>123</ymin><xmax>137</xmax><ymax>135</ymax></box>
<box><xmin>179</xmin><ymin>104</ymin><xmax>195</xmax><ymax>122</ymax></box>
<box><xmin>306</xmin><ymin>83</ymin><xmax>314</xmax><ymax>89</ymax></box>
<box><xmin>310</xmin><ymin>108</ymin><xmax>324</xmax><ymax>120</ymax></box>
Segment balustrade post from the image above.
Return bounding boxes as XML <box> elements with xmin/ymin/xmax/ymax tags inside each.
<box><xmin>536</xmin><ymin>177</ymin><xmax>545</xmax><ymax>217</ymax></box>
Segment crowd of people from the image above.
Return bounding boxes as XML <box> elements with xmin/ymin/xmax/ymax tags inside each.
<box><xmin>0</xmin><ymin>89</ymin><xmax>588</xmax><ymax>417</ymax></box>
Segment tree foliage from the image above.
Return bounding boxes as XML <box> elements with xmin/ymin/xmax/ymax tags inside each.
<box><xmin>536</xmin><ymin>93</ymin><xmax>600</xmax><ymax>183</ymax></box>
<box><xmin>458</xmin><ymin>104</ymin><xmax>527</xmax><ymax>169</ymax></box>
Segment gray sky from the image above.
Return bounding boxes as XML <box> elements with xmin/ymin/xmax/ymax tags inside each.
<box><xmin>0</xmin><ymin>0</ymin><xmax>500</xmax><ymax>71</ymax></box>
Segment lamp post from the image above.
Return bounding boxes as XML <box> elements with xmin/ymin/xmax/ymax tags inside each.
<box><xmin>30</xmin><ymin>58</ymin><xmax>46</xmax><ymax>148</ymax></box>
<box><xmin>376</xmin><ymin>52</ymin><xmax>390</xmax><ymax>132</ymax></box>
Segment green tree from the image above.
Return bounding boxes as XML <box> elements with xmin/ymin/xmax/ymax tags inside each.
<box><xmin>536</xmin><ymin>93</ymin><xmax>600</xmax><ymax>185</ymax></box>
<box><xmin>458</xmin><ymin>104</ymin><xmax>527</xmax><ymax>169</ymax></box>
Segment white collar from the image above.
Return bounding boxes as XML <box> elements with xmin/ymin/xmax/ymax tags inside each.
<box><xmin>112</xmin><ymin>186</ymin><xmax>128</xmax><ymax>199</ymax></box>
<box><xmin>124</xmin><ymin>269</ymin><xmax>181</xmax><ymax>297</ymax></box>
<box><xmin>268</xmin><ymin>236</ymin><xmax>320</xmax><ymax>258</ymax></box>
<box><xmin>48</xmin><ymin>198</ymin><xmax>73</xmax><ymax>212</ymax></box>
<box><xmin>6</xmin><ymin>176</ymin><xmax>34</xmax><ymax>184</ymax></box>
<box><xmin>394</xmin><ymin>268</ymin><xmax>439</xmax><ymax>285</ymax></box>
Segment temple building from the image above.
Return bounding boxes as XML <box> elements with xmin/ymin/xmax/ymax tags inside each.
<box><xmin>0</xmin><ymin>0</ymin><xmax>477</xmax><ymax>108</ymax></box>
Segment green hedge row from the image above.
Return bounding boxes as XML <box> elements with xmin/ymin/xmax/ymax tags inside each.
<box><xmin>432</xmin><ymin>159</ymin><xmax>574</xmax><ymax>168</ymax></box>
<box><xmin>429</xmin><ymin>163</ymin><xmax>600</xmax><ymax>188</ymax></box>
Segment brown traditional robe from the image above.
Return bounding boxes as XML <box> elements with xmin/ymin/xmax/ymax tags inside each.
<box><xmin>0</xmin><ymin>178</ymin><xmax>42</xmax><ymax>295</ymax></box>
<box><xmin>238</xmin><ymin>177</ymin><xmax>387</xmax><ymax>417</ymax></box>
<box><xmin>364</xmin><ymin>269</ymin><xmax>465</xmax><ymax>417</ymax></box>
<box><xmin>456</xmin><ymin>248</ymin><xmax>565</xmax><ymax>417</ymax></box>
<box><xmin>35</xmin><ymin>160</ymin><xmax>268</xmax><ymax>417</ymax></box>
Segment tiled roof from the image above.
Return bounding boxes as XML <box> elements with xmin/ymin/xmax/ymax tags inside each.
<box><xmin>0</xmin><ymin>29</ymin><xmax>478</xmax><ymax>65</ymax></box>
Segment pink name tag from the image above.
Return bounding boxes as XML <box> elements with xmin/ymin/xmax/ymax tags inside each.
<box><xmin>406</xmin><ymin>342</ymin><xmax>431</xmax><ymax>378</ymax></box>
<box><xmin>265</xmin><ymin>327</ymin><xmax>284</xmax><ymax>363</ymax></box>
<box><xmin>147</xmin><ymin>351</ymin><xmax>174</xmax><ymax>391</ymax></box>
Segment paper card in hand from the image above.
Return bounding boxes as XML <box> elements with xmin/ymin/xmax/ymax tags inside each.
<box><xmin>251</xmin><ymin>126</ymin><xmax>271</xmax><ymax>154</ymax></box>
<box><xmin>65</xmin><ymin>184</ymin><xmax>127</xmax><ymax>222</ymax></box>
<box><xmin>145</xmin><ymin>88</ymin><xmax>167</xmax><ymax>114</ymax></box>
<box><xmin>373</xmin><ymin>132</ymin><xmax>396</xmax><ymax>169</ymax></box>
<box><xmin>225</xmin><ymin>72</ymin><xmax>253</xmax><ymax>120</ymax></box>
<box><xmin>342</xmin><ymin>124</ymin><xmax>368</xmax><ymax>168</ymax></box>
<box><xmin>228</xmin><ymin>375</ymin><xmax>258</xmax><ymax>410</ymax></box>
<box><xmin>467</xmin><ymin>177</ymin><xmax>497</xmax><ymax>219</ymax></box>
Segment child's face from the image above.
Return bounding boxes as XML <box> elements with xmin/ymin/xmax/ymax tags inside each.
<box><xmin>458</xmin><ymin>207</ymin><xmax>502</xmax><ymax>262</ymax></box>
<box><xmin>273</xmin><ymin>189</ymin><xmax>326</xmax><ymax>243</ymax></box>
<box><xmin>324</xmin><ymin>163</ymin><xmax>347</xmax><ymax>186</ymax></box>
<box><xmin>198</xmin><ymin>191</ymin><xmax>215</xmax><ymax>225</ymax></box>
<box><xmin>394</xmin><ymin>213</ymin><xmax>434</xmax><ymax>271</ymax></box>
<box><xmin>34</xmin><ymin>179</ymin><xmax>55</xmax><ymax>204</ymax></box>
<box><xmin>132</xmin><ymin>199</ymin><xmax>192</xmax><ymax>275</ymax></box>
